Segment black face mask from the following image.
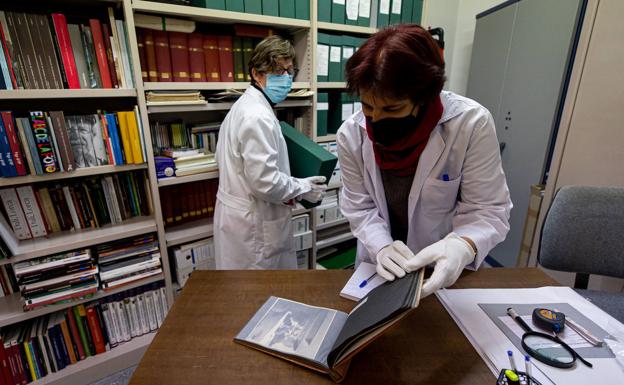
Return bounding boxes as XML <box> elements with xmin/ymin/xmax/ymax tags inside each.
<box><xmin>366</xmin><ymin>106</ymin><xmax>421</xmax><ymax>147</ymax></box>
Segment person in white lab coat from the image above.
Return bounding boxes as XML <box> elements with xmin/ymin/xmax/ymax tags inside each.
<box><xmin>339</xmin><ymin>24</ymin><xmax>512</xmax><ymax>297</ymax></box>
<box><xmin>214</xmin><ymin>36</ymin><xmax>327</xmax><ymax>269</ymax></box>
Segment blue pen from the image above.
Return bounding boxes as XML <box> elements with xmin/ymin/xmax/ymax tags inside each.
<box><xmin>359</xmin><ymin>272</ymin><xmax>377</xmax><ymax>288</ymax></box>
<box><xmin>442</xmin><ymin>173</ymin><xmax>450</xmax><ymax>181</ymax></box>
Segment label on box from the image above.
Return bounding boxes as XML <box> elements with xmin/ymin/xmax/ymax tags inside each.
<box><xmin>317</xmin><ymin>45</ymin><xmax>329</xmax><ymax>76</ymax></box>
<box><xmin>359</xmin><ymin>0</ymin><xmax>371</xmax><ymax>17</ymax></box>
<box><xmin>392</xmin><ymin>0</ymin><xmax>402</xmax><ymax>14</ymax></box>
<box><xmin>330</xmin><ymin>46</ymin><xmax>341</xmax><ymax>62</ymax></box>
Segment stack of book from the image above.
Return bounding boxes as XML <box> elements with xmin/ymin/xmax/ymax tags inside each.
<box><xmin>190</xmin><ymin>122</ymin><xmax>220</xmax><ymax>153</ymax></box>
<box><xmin>0</xmin><ymin>8</ymin><xmax>134</xmax><ymax>90</ymax></box>
<box><xmin>13</xmin><ymin>249</ymin><xmax>99</xmax><ymax>311</ymax></box>
<box><xmin>160</xmin><ymin>179</ymin><xmax>217</xmax><ymax>227</ymax></box>
<box><xmin>95</xmin><ymin>235</ymin><xmax>163</xmax><ymax>291</ymax></box>
<box><xmin>0</xmin><ymin>283</ymin><xmax>168</xmax><ymax>384</ymax></box>
<box><xmin>0</xmin><ymin>171</ymin><xmax>151</xmax><ymax>240</ymax></box>
<box><xmin>145</xmin><ymin>91</ymin><xmax>206</xmax><ymax>106</ymax></box>
<box><xmin>0</xmin><ymin>109</ymin><xmax>146</xmax><ymax>178</ymax></box>
<box><xmin>172</xmin><ymin>152</ymin><xmax>217</xmax><ymax>177</ymax></box>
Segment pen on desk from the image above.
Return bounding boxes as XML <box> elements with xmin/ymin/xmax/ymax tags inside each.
<box><xmin>359</xmin><ymin>272</ymin><xmax>377</xmax><ymax>288</ymax></box>
<box><xmin>554</xmin><ymin>308</ymin><xmax>603</xmax><ymax>347</ymax></box>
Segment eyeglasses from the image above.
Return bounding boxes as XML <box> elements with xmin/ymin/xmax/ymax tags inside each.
<box><xmin>272</xmin><ymin>66</ymin><xmax>299</xmax><ymax>77</ymax></box>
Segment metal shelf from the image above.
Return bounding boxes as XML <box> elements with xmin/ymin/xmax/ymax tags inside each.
<box><xmin>0</xmin><ymin>88</ymin><xmax>137</xmax><ymax>99</ymax></box>
<box><xmin>0</xmin><ymin>164</ymin><xmax>148</xmax><ymax>188</ymax></box>
<box><xmin>317</xmin><ymin>82</ymin><xmax>346</xmax><ymax>89</ymax></box>
<box><xmin>315</xmin><ymin>134</ymin><xmax>337</xmax><ymax>142</ymax></box>
<box><xmin>0</xmin><ymin>274</ymin><xmax>164</xmax><ymax>328</ymax></box>
<box><xmin>165</xmin><ymin>218</ymin><xmax>214</xmax><ymax>247</ymax></box>
<box><xmin>317</xmin><ymin>21</ymin><xmax>377</xmax><ymax>35</ymax></box>
<box><xmin>157</xmin><ymin>170</ymin><xmax>219</xmax><ymax>187</ymax></box>
<box><xmin>316</xmin><ymin>218</ymin><xmax>348</xmax><ymax>231</ymax></box>
<box><xmin>143</xmin><ymin>81</ymin><xmax>310</xmax><ymax>91</ymax></box>
<box><xmin>147</xmin><ymin>99</ymin><xmax>312</xmax><ymax>114</ymax></box>
<box><xmin>133</xmin><ymin>0</ymin><xmax>311</xmax><ymax>30</ymax></box>
<box><xmin>316</xmin><ymin>231</ymin><xmax>355</xmax><ymax>249</ymax></box>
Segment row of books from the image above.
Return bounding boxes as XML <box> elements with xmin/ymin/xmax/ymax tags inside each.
<box><xmin>0</xmin><ymin>171</ymin><xmax>152</xmax><ymax>240</ymax></box>
<box><xmin>151</xmin><ymin>121</ymin><xmax>220</xmax><ymax>154</ymax></box>
<box><xmin>0</xmin><ymin>109</ymin><xmax>146</xmax><ymax>178</ymax></box>
<box><xmin>316</xmin><ymin>33</ymin><xmax>366</xmax><ymax>83</ymax></box>
<box><xmin>136</xmin><ymin>28</ymin><xmax>269</xmax><ymax>83</ymax></box>
<box><xmin>0</xmin><ymin>283</ymin><xmax>168</xmax><ymax>385</ymax></box>
<box><xmin>0</xmin><ymin>265</ymin><xmax>17</xmax><ymax>298</ymax></box>
<box><xmin>191</xmin><ymin>0</ymin><xmax>310</xmax><ymax>20</ymax></box>
<box><xmin>318</xmin><ymin>0</ymin><xmax>423</xmax><ymax>27</ymax></box>
<box><xmin>316</xmin><ymin>92</ymin><xmax>362</xmax><ymax>136</ymax></box>
<box><xmin>161</xmin><ymin>179</ymin><xmax>217</xmax><ymax>227</ymax></box>
<box><xmin>0</xmin><ymin>8</ymin><xmax>134</xmax><ymax>90</ymax></box>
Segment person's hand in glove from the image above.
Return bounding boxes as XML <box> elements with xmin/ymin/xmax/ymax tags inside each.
<box><xmin>375</xmin><ymin>241</ymin><xmax>415</xmax><ymax>281</ymax></box>
<box><xmin>298</xmin><ymin>176</ymin><xmax>327</xmax><ymax>203</ymax></box>
<box><xmin>404</xmin><ymin>233</ymin><xmax>476</xmax><ymax>298</ymax></box>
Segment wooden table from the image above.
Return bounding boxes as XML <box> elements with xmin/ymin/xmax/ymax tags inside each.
<box><xmin>129</xmin><ymin>268</ymin><xmax>556</xmax><ymax>385</ymax></box>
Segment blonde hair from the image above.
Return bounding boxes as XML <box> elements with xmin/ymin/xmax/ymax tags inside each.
<box><xmin>248</xmin><ymin>35</ymin><xmax>296</xmax><ymax>79</ymax></box>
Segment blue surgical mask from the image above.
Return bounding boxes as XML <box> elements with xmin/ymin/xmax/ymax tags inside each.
<box><xmin>264</xmin><ymin>74</ymin><xmax>292</xmax><ymax>104</ymax></box>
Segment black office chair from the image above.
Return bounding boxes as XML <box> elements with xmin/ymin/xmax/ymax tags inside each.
<box><xmin>539</xmin><ymin>185</ymin><xmax>624</xmax><ymax>323</ymax></box>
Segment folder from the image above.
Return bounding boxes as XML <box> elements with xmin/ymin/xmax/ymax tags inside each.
<box><xmin>317</xmin><ymin>33</ymin><xmax>330</xmax><ymax>82</ymax></box>
<box><xmin>244</xmin><ymin>0</ymin><xmax>262</xmax><ymax>14</ymax></box>
<box><xmin>192</xmin><ymin>0</ymin><xmax>226</xmax><ymax>9</ymax></box>
<box><xmin>390</xmin><ymin>0</ymin><xmax>402</xmax><ymax>25</ymax></box>
<box><xmin>279</xmin><ymin>0</ymin><xmax>295</xmax><ymax>18</ymax></box>
<box><xmin>401</xmin><ymin>0</ymin><xmax>414</xmax><ymax>23</ymax></box>
<box><xmin>331</xmin><ymin>0</ymin><xmax>346</xmax><ymax>24</ymax></box>
<box><xmin>340</xmin><ymin>35</ymin><xmax>355</xmax><ymax>82</ymax></box>
<box><xmin>327</xmin><ymin>92</ymin><xmax>341</xmax><ymax>134</ymax></box>
<box><xmin>412</xmin><ymin>0</ymin><xmax>423</xmax><ymax>24</ymax></box>
<box><xmin>357</xmin><ymin>0</ymin><xmax>371</xmax><ymax>27</ymax></box>
<box><xmin>317</xmin><ymin>93</ymin><xmax>329</xmax><ymax>137</ymax></box>
<box><xmin>345</xmin><ymin>0</ymin><xmax>359</xmax><ymax>25</ymax></box>
<box><xmin>232</xmin><ymin>37</ymin><xmax>245</xmax><ymax>82</ymax></box>
<box><xmin>262</xmin><ymin>0</ymin><xmax>279</xmax><ymax>16</ymax></box>
<box><xmin>328</xmin><ymin>35</ymin><xmax>342</xmax><ymax>82</ymax></box>
<box><xmin>226</xmin><ymin>0</ymin><xmax>245</xmax><ymax>12</ymax></box>
<box><xmin>377</xmin><ymin>0</ymin><xmax>390</xmax><ymax>27</ymax></box>
<box><xmin>295</xmin><ymin>0</ymin><xmax>310</xmax><ymax>20</ymax></box>
<box><xmin>279</xmin><ymin>121</ymin><xmax>338</xmax><ymax>208</ymax></box>
<box><xmin>217</xmin><ymin>35</ymin><xmax>234</xmax><ymax>82</ymax></box>
<box><xmin>318</xmin><ymin>0</ymin><xmax>332</xmax><ymax>22</ymax></box>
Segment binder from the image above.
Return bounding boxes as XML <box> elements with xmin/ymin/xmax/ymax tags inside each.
<box><xmin>331</xmin><ymin>0</ymin><xmax>346</xmax><ymax>24</ymax></box>
<box><xmin>357</xmin><ymin>0</ymin><xmax>371</xmax><ymax>27</ymax></box>
<box><xmin>390</xmin><ymin>0</ymin><xmax>402</xmax><ymax>25</ymax></box>
<box><xmin>295</xmin><ymin>0</ymin><xmax>310</xmax><ymax>20</ymax></box>
<box><xmin>345</xmin><ymin>0</ymin><xmax>359</xmax><ymax>25</ymax></box>
<box><xmin>317</xmin><ymin>93</ymin><xmax>329</xmax><ymax>137</ymax></box>
<box><xmin>279</xmin><ymin>121</ymin><xmax>338</xmax><ymax>209</ymax></box>
<box><xmin>340</xmin><ymin>36</ymin><xmax>355</xmax><ymax>82</ymax></box>
<box><xmin>377</xmin><ymin>0</ymin><xmax>391</xmax><ymax>27</ymax></box>
<box><xmin>327</xmin><ymin>92</ymin><xmax>342</xmax><ymax>134</ymax></box>
<box><xmin>328</xmin><ymin>35</ymin><xmax>342</xmax><ymax>82</ymax></box>
<box><xmin>262</xmin><ymin>0</ymin><xmax>279</xmax><ymax>16</ymax></box>
<box><xmin>191</xmin><ymin>0</ymin><xmax>226</xmax><ymax>9</ymax></box>
<box><xmin>217</xmin><ymin>35</ymin><xmax>235</xmax><ymax>82</ymax></box>
<box><xmin>318</xmin><ymin>0</ymin><xmax>332</xmax><ymax>22</ymax></box>
<box><xmin>225</xmin><ymin>0</ymin><xmax>245</xmax><ymax>12</ymax></box>
<box><xmin>412</xmin><ymin>0</ymin><xmax>424</xmax><ymax>24</ymax></box>
<box><xmin>401</xmin><ymin>0</ymin><xmax>414</xmax><ymax>23</ymax></box>
<box><xmin>244</xmin><ymin>0</ymin><xmax>262</xmax><ymax>14</ymax></box>
<box><xmin>278</xmin><ymin>0</ymin><xmax>295</xmax><ymax>18</ymax></box>
<box><xmin>316</xmin><ymin>33</ymin><xmax>330</xmax><ymax>82</ymax></box>
<box><xmin>232</xmin><ymin>37</ymin><xmax>245</xmax><ymax>82</ymax></box>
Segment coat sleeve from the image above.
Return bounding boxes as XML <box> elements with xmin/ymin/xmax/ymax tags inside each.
<box><xmin>337</xmin><ymin>122</ymin><xmax>393</xmax><ymax>264</ymax></box>
<box><xmin>453</xmin><ymin>110</ymin><xmax>512</xmax><ymax>269</ymax></box>
<box><xmin>239</xmin><ymin>114</ymin><xmax>309</xmax><ymax>204</ymax></box>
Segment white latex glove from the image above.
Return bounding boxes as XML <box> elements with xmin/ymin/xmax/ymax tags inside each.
<box><xmin>404</xmin><ymin>233</ymin><xmax>476</xmax><ymax>298</ymax></box>
<box><xmin>375</xmin><ymin>241</ymin><xmax>415</xmax><ymax>281</ymax></box>
<box><xmin>298</xmin><ymin>176</ymin><xmax>327</xmax><ymax>203</ymax></box>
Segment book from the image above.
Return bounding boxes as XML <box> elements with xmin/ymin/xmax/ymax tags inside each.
<box><xmin>15</xmin><ymin>186</ymin><xmax>47</xmax><ymax>238</ymax></box>
<box><xmin>217</xmin><ymin>35</ymin><xmax>234</xmax><ymax>82</ymax></box>
<box><xmin>188</xmin><ymin>32</ymin><xmax>206</xmax><ymax>82</ymax></box>
<box><xmin>235</xmin><ymin>269</ymin><xmax>424</xmax><ymax>382</ymax></box>
<box><xmin>89</xmin><ymin>19</ymin><xmax>112</xmax><ymax>88</ymax></box>
<box><xmin>0</xmin><ymin>187</ymin><xmax>32</xmax><ymax>239</ymax></box>
<box><xmin>153</xmin><ymin>30</ymin><xmax>172</xmax><ymax>82</ymax></box>
<box><xmin>203</xmin><ymin>35</ymin><xmax>220</xmax><ymax>82</ymax></box>
<box><xmin>169</xmin><ymin>31</ymin><xmax>190</xmax><ymax>82</ymax></box>
<box><xmin>142</xmin><ymin>29</ymin><xmax>158</xmax><ymax>82</ymax></box>
<box><xmin>51</xmin><ymin>14</ymin><xmax>80</xmax><ymax>89</ymax></box>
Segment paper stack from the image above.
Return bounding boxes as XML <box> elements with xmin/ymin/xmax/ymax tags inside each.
<box><xmin>146</xmin><ymin>91</ymin><xmax>206</xmax><ymax>106</ymax></box>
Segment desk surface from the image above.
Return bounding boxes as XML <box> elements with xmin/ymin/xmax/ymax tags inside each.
<box><xmin>129</xmin><ymin>268</ymin><xmax>556</xmax><ymax>385</ymax></box>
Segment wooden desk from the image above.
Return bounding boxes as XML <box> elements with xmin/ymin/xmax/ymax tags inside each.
<box><xmin>129</xmin><ymin>268</ymin><xmax>556</xmax><ymax>385</ymax></box>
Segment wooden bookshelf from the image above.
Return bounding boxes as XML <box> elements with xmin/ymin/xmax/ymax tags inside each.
<box><xmin>165</xmin><ymin>217</ymin><xmax>214</xmax><ymax>247</ymax></box>
<box><xmin>157</xmin><ymin>170</ymin><xmax>219</xmax><ymax>187</ymax></box>
<box><xmin>0</xmin><ymin>164</ymin><xmax>148</xmax><ymax>188</ymax></box>
<box><xmin>0</xmin><ymin>88</ymin><xmax>137</xmax><ymax>100</ymax></box>
<box><xmin>317</xmin><ymin>21</ymin><xmax>377</xmax><ymax>35</ymax></box>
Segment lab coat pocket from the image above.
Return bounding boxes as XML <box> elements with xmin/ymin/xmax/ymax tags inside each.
<box><xmin>421</xmin><ymin>175</ymin><xmax>461</xmax><ymax>217</ymax></box>
<box><xmin>259</xmin><ymin>216</ymin><xmax>293</xmax><ymax>263</ymax></box>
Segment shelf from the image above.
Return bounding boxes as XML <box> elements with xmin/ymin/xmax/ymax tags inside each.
<box><xmin>165</xmin><ymin>217</ymin><xmax>214</xmax><ymax>247</ymax></box>
<box><xmin>316</xmin><ymin>231</ymin><xmax>355</xmax><ymax>249</ymax></box>
<box><xmin>0</xmin><ymin>164</ymin><xmax>148</xmax><ymax>188</ymax></box>
<box><xmin>317</xmin><ymin>22</ymin><xmax>378</xmax><ymax>35</ymax></box>
<box><xmin>317</xmin><ymin>82</ymin><xmax>347</xmax><ymax>89</ymax></box>
<box><xmin>0</xmin><ymin>88</ymin><xmax>137</xmax><ymax>100</ymax></box>
<box><xmin>1</xmin><ymin>216</ymin><xmax>157</xmax><ymax>263</ymax></box>
<box><xmin>36</xmin><ymin>332</ymin><xmax>155</xmax><ymax>385</ymax></box>
<box><xmin>157</xmin><ymin>170</ymin><xmax>219</xmax><ymax>187</ymax></box>
<box><xmin>147</xmin><ymin>99</ymin><xmax>312</xmax><ymax>114</ymax></box>
<box><xmin>316</xmin><ymin>218</ymin><xmax>349</xmax><ymax>231</ymax></box>
<box><xmin>0</xmin><ymin>274</ymin><xmax>164</xmax><ymax>328</ymax></box>
<box><xmin>292</xmin><ymin>206</ymin><xmax>310</xmax><ymax>216</ymax></box>
<box><xmin>133</xmin><ymin>0</ymin><xmax>311</xmax><ymax>30</ymax></box>
<box><xmin>143</xmin><ymin>81</ymin><xmax>310</xmax><ymax>91</ymax></box>
<box><xmin>315</xmin><ymin>134</ymin><xmax>337</xmax><ymax>143</ymax></box>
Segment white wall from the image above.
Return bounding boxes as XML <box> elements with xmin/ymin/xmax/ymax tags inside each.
<box><xmin>423</xmin><ymin>0</ymin><xmax>503</xmax><ymax>95</ymax></box>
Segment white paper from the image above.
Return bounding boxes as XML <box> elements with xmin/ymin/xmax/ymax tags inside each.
<box><xmin>342</xmin><ymin>103</ymin><xmax>354</xmax><ymax>121</ymax></box>
<box><xmin>339</xmin><ymin>262</ymin><xmax>385</xmax><ymax>301</ymax></box>
<box><xmin>317</xmin><ymin>102</ymin><xmax>329</xmax><ymax>111</ymax></box>
<box><xmin>359</xmin><ymin>0</ymin><xmax>371</xmax><ymax>18</ymax></box>
<box><xmin>342</xmin><ymin>47</ymin><xmax>355</xmax><ymax>59</ymax></box>
<box><xmin>353</xmin><ymin>102</ymin><xmax>362</xmax><ymax>112</ymax></box>
<box><xmin>392</xmin><ymin>0</ymin><xmax>402</xmax><ymax>14</ymax></box>
<box><xmin>330</xmin><ymin>46</ymin><xmax>341</xmax><ymax>63</ymax></box>
<box><xmin>379</xmin><ymin>0</ymin><xmax>390</xmax><ymax>15</ymax></box>
<box><xmin>437</xmin><ymin>287</ymin><xmax>624</xmax><ymax>385</ymax></box>
<box><xmin>317</xmin><ymin>45</ymin><xmax>329</xmax><ymax>76</ymax></box>
<box><xmin>346</xmin><ymin>0</ymin><xmax>359</xmax><ymax>20</ymax></box>
<box><xmin>333</xmin><ymin>0</ymin><xmax>346</xmax><ymax>5</ymax></box>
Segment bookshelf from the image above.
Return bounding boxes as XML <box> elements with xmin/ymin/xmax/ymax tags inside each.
<box><xmin>146</xmin><ymin>99</ymin><xmax>312</xmax><ymax>114</ymax></box>
<box><xmin>0</xmin><ymin>164</ymin><xmax>148</xmax><ymax>187</ymax></box>
<box><xmin>164</xmin><ymin>217</ymin><xmax>214</xmax><ymax>247</ymax></box>
<box><xmin>0</xmin><ymin>88</ymin><xmax>138</xmax><ymax>99</ymax></box>
<box><xmin>157</xmin><ymin>170</ymin><xmax>219</xmax><ymax>187</ymax></box>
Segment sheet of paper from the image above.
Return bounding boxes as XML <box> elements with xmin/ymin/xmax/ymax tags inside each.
<box><xmin>340</xmin><ymin>262</ymin><xmax>385</xmax><ymax>301</ymax></box>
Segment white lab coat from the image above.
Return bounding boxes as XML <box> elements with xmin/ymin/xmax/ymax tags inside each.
<box><xmin>214</xmin><ymin>86</ymin><xmax>309</xmax><ymax>269</ymax></box>
<box><xmin>338</xmin><ymin>91</ymin><xmax>512</xmax><ymax>269</ymax></box>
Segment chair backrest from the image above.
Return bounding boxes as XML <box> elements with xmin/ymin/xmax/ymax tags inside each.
<box><xmin>539</xmin><ymin>185</ymin><xmax>624</xmax><ymax>286</ymax></box>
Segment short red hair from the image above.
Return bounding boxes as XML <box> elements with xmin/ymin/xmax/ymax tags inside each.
<box><xmin>345</xmin><ymin>24</ymin><xmax>446</xmax><ymax>105</ymax></box>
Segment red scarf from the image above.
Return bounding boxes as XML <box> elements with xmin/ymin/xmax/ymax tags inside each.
<box><xmin>365</xmin><ymin>96</ymin><xmax>443</xmax><ymax>177</ymax></box>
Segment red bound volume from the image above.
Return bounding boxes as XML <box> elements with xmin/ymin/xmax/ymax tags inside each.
<box><xmin>168</xmin><ymin>32</ymin><xmax>190</xmax><ymax>82</ymax></box>
<box><xmin>203</xmin><ymin>35</ymin><xmax>221</xmax><ymax>82</ymax></box>
<box><xmin>85</xmin><ymin>306</ymin><xmax>106</xmax><ymax>354</ymax></box>
<box><xmin>188</xmin><ymin>33</ymin><xmax>206</xmax><ymax>82</ymax></box>
<box><xmin>217</xmin><ymin>35</ymin><xmax>234</xmax><ymax>82</ymax></box>
<box><xmin>153</xmin><ymin>30</ymin><xmax>172</xmax><ymax>82</ymax></box>
<box><xmin>136</xmin><ymin>29</ymin><xmax>148</xmax><ymax>82</ymax></box>
<box><xmin>88</xmin><ymin>19</ymin><xmax>112</xmax><ymax>88</ymax></box>
<box><xmin>102</xmin><ymin>23</ymin><xmax>119</xmax><ymax>88</ymax></box>
<box><xmin>51</xmin><ymin>14</ymin><xmax>80</xmax><ymax>89</ymax></box>
<box><xmin>143</xmin><ymin>29</ymin><xmax>158</xmax><ymax>82</ymax></box>
<box><xmin>0</xmin><ymin>112</ymin><xmax>27</xmax><ymax>176</ymax></box>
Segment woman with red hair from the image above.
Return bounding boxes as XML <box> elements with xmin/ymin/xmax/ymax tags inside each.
<box><xmin>338</xmin><ymin>24</ymin><xmax>512</xmax><ymax>297</ymax></box>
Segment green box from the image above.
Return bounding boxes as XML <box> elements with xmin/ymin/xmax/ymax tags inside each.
<box><xmin>279</xmin><ymin>0</ymin><xmax>295</xmax><ymax>18</ymax></box>
<box><xmin>412</xmin><ymin>0</ymin><xmax>423</xmax><ymax>24</ymax></box>
<box><xmin>357</xmin><ymin>0</ymin><xmax>371</xmax><ymax>26</ymax></box>
<box><xmin>318</xmin><ymin>0</ymin><xmax>332</xmax><ymax>22</ymax></box>
<box><xmin>192</xmin><ymin>0</ymin><xmax>226</xmax><ymax>9</ymax></box>
<box><xmin>244</xmin><ymin>0</ymin><xmax>262</xmax><ymax>14</ymax></box>
<box><xmin>279</xmin><ymin>121</ymin><xmax>338</xmax><ymax>208</ymax></box>
<box><xmin>226</xmin><ymin>0</ymin><xmax>245</xmax><ymax>12</ymax></box>
<box><xmin>262</xmin><ymin>0</ymin><xmax>279</xmax><ymax>16</ymax></box>
<box><xmin>389</xmin><ymin>0</ymin><xmax>402</xmax><ymax>25</ymax></box>
<box><xmin>328</xmin><ymin>35</ymin><xmax>342</xmax><ymax>82</ymax></box>
<box><xmin>232</xmin><ymin>37</ymin><xmax>245</xmax><ymax>82</ymax></box>
<box><xmin>317</xmin><ymin>33</ymin><xmax>330</xmax><ymax>82</ymax></box>
<box><xmin>401</xmin><ymin>0</ymin><xmax>414</xmax><ymax>23</ymax></box>
<box><xmin>331</xmin><ymin>0</ymin><xmax>345</xmax><ymax>24</ymax></box>
<box><xmin>377</xmin><ymin>0</ymin><xmax>390</xmax><ymax>27</ymax></box>
<box><xmin>327</xmin><ymin>92</ymin><xmax>342</xmax><ymax>134</ymax></box>
<box><xmin>295</xmin><ymin>0</ymin><xmax>310</xmax><ymax>20</ymax></box>
<box><xmin>317</xmin><ymin>93</ymin><xmax>329</xmax><ymax>137</ymax></box>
